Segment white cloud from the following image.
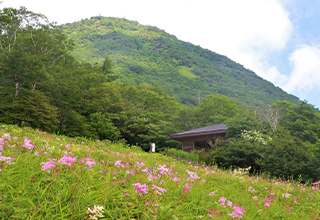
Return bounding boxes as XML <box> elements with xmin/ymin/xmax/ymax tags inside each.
<box><xmin>285</xmin><ymin>45</ymin><xmax>320</xmax><ymax>97</ymax></box>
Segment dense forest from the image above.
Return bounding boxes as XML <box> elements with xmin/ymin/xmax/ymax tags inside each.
<box><xmin>1</xmin><ymin>7</ymin><xmax>320</xmax><ymax>182</ymax></box>
<box><xmin>60</xmin><ymin>16</ymin><xmax>299</xmax><ymax>106</ymax></box>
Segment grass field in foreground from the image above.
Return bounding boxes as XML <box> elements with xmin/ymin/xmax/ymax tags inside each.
<box><xmin>0</xmin><ymin>124</ymin><xmax>320</xmax><ymax>219</ymax></box>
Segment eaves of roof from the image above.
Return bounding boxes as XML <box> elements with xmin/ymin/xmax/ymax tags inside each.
<box><xmin>169</xmin><ymin>123</ymin><xmax>228</xmax><ymax>140</ymax></box>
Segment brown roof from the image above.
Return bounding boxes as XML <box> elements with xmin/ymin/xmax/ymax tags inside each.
<box><xmin>170</xmin><ymin>123</ymin><xmax>227</xmax><ymax>140</ymax></box>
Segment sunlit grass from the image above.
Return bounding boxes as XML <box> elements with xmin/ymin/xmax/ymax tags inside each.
<box><xmin>165</xmin><ymin>148</ymin><xmax>199</xmax><ymax>162</ymax></box>
<box><xmin>177</xmin><ymin>66</ymin><xmax>198</xmax><ymax>79</ymax></box>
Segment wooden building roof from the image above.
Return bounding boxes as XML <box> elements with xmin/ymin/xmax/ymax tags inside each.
<box><xmin>170</xmin><ymin>123</ymin><xmax>227</xmax><ymax>141</ymax></box>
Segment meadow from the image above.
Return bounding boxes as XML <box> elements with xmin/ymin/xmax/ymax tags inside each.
<box><xmin>1</xmin><ymin>124</ymin><xmax>320</xmax><ymax>219</ymax></box>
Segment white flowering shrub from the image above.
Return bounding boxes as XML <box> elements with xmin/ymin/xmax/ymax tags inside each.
<box><xmin>240</xmin><ymin>130</ymin><xmax>272</xmax><ymax>145</ymax></box>
<box><xmin>232</xmin><ymin>166</ymin><xmax>251</xmax><ymax>178</ymax></box>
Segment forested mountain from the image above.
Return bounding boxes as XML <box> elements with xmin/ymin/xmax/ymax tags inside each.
<box><xmin>60</xmin><ymin>16</ymin><xmax>299</xmax><ymax>106</ymax></box>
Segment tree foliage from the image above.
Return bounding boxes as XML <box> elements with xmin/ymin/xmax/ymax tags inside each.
<box><xmin>0</xmin><ymin>7</ymin><xmax>73</xmax><ymax>100</ymax></box>
<box><xmin>258</xmin><ymin>134</ymin><xmax>320</xmax><ymax>182</ymax></box>
<box><xmin>0</xmin><ymin>88</ymin><xmax>58</xmax><ymax>131</ymax></box>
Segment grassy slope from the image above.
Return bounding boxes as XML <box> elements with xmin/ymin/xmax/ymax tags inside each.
<box><xmin>1</xmin><ymin>124</ymin><xmax>319</xmax><ymax>219</ymax></box>
<box><xmin>60</xmin><ymin>17</ymin><xmax>299</xmax><ymax>106</ymax></box>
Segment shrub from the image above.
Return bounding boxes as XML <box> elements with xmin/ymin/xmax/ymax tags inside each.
<box><xmin>215</xmin><ymin>139</ymin><xmax>262</xmax><ymax>172</ymax></box>
<box><xmin>0</xmin><ymin>89</ymin><xmax>59</xmax><ymax>132</ymax></box>
<box><xmin>89</xmin><ymin>112</ymin><xmax>120</xmax><ymax>141</ymax></box>
<box><xmin>195</xmin><ymin>149</ymin><xmax>215</xmax><ymax>165</ymax></box>
<box><xmin>59</xmin><ymin>111</ymin><xmax>97</xmax><ymax>138</ymax></box>
<box><xmin>257</xmin><ymin>134</ymin><xmax>320</xmax><ymax>182</ymax></box>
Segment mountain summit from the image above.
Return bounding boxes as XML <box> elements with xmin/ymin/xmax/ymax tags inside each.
<box><xmin>61</xmin><ymin>16</ymin><xmax>299</xmax><ymax>106</ymax></box>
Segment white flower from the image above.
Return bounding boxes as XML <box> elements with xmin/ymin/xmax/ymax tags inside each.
<box><xmin>86</xmin><ymin>205</ymin><xmax>104</xmax><ymax>220</ymax></box>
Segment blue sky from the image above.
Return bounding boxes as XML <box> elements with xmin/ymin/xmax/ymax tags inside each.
<box><xmin>2</xmin><ymin>0</ymin><xmax>320</xmax><ymax>108</ymax></box>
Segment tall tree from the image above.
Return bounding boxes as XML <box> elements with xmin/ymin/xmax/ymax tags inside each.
<box><xmin>197</xmin><ymin>94</ymin><xmax>240</xmax><ymax>126</ymax></box>
<box><xmin>0</xmin><ymin>6</ymin><xmax>73</xmax><ymax>100</ymax></box>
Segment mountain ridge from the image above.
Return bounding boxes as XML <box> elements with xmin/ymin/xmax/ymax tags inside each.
<box><xmin>60</xmin><ymin>16</ymin><xmax>299</xmax><ymax>106</ymax></box>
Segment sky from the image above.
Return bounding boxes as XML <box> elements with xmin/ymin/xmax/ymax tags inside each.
<box><xmin>2</xmin><ymin>0</ymin><xmax>320</xmax><ymax>108</ymax></box>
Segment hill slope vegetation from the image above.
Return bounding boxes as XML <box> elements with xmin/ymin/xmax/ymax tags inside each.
<box><xmin>61</xmin><ymin>16</ymin><xmax>299</xmax><ymax>106</ymax></box>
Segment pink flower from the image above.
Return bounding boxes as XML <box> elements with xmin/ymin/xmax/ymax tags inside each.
<box><xmin>171</xmin><ymin>176</ymin><xmax>181</xmax><ymax>182</ymax></box>
<box><xmin>228</xmin><ymin>205</ymin><xmax>245</xmax><ymax>219</ymax></box>
<box><xmin>54</xmin><ymin>167</ymin><xmax>61</xmax><ymax>175</ymax></box>
<box><xmin>154</xmin><ymin>204</ymin><xmax>159</xmax><ymax>206</ymax></box>
<box><xmin>312</xmin><ymin>181</ymin><xmax>320</xmax><ymax>186</ymax></box>
<box><xmin>35</xmin><ymin>151</ymin><xmax>39</xmax><ymax>156</ymax></box>
<box><xmin>182</xmin><ymin>183</ymin><xmax>192</xmax><ymax>195</ymax></box>
<box><xmin>126</xmin><ymin>170</ymin><xmax>135</xmax><ymax>175</ymax></box>
<box><xmin>248</xmin><ymin>186</ymin><xmax>255</xmax><ymax>193</ymax></box>
<box><xmin>142</xmin><ymin>167</ymin><xmax>149</xmax><ymax>173</ymax></box>
<box><xmin>124</xmin><ymin>193</ymin><xmax>130</xmax><ymax>197</ymax></box>
<box><xmin>0</xmin><ymin>155</ymin><xmax>14</xmax><ymax>164</ymax></box>
<box><xmin>227</xmin><ymin>200</ymin><xmax>233</xmax><ymax>207</ymax></box>
<box><xmin>145</xmin><ymin>201</ymin><xmax>151</xmax><ymax>206</ymax></box>
<box><xmin>147</xmin><ymin>173</ymin><xmax>155</xmax><ymax>181</ymax></box>
<box><xmin>40</xmin><ymin>160</ymin><xmax>56</xmax><ymax>173</ymax></box>
<box><xmin>152</xmin><ymin>184</ymin><xmax>167</xmax><ymax>195</ymax></box>
<box><xmin>58</xmin><ymin>155</ymin><xmax>76</xmax><ymax>166</ymax></box>
<box><xmin>22</xmin><ymin>137</ymin><xmax>36</xmax><ymax>149</ymax></box>
<box><xmin>158</xmin><ymin>165</ymin><xmax>170</xmax><ymax>175</ymax></box>
<box><xmin>264</xmin><ymin>195</ymin><xmax>276</xmax><ymax>207</ymax></box>
<box><xmin>209</xmin><ymin>191</ymin><xmax>216</xmax><ymax>197</ymax></box>
<box><xmin>85</xmin><ymin>158</ymin><xmax>97</xmax><ymax>169</ymax></box>
<box><xmin>219</xmin><ymin>197</ymin><xmax>226</xmax><ymax>204</ymax></box>
<box><xmin>282</xmin><ymin>193</ymin><xmax>291</xmax><ymax>198</ymax></box>
<box><xmin>115</xmin><ymin>160</ymin><xmax>124</xmax><ymax>167</ymax></box>
<box><xmin>3</xmin><ymin>133</ymin><xmax>11</xmax><ymax>140</ymax></box>
<box><xmin>186</xmin><ymin>170</ymin><xmax>200</xmax><ymax>181</ymax></box>
<box><xmin>133</xmin><ymin>183</ymin><xmax>149</xmax><ymax>196</ymax></box>
<box><xmin>135</xmin><ymin>161</ymin><xmax>145</xmax><ymax>168</ymax></box>
<box><xmin>285</xmin><ymin>206</ymin><xmax>292</xmax><ymax>212</ymax></box>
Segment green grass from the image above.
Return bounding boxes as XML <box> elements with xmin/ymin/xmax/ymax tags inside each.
<box><xmin>1</xmin><ymin>124</ymin><xmax>320</xmax><ymax>219</ymax></box>
<box><xmin>165</xmin><ymin>148</ymin><xmax>199</xmax><ymax>162</ymax></box>
<box><xmin>177</xmin><ymin>66</ymin><xmax>198</xmax><ymax>79</ymax></box>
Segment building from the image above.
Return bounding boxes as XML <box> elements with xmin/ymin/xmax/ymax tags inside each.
<box><xmin>169</xmin><ymin>123</ymin><xmax>228</xmax><ymax>152</ymax></box>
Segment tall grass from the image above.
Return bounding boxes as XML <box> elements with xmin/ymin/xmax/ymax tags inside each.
<box><xmin>165</xmin><ymin>148</ymin><xmax>199</xmax><ymax>162</ymax></box>
<box><xmin>1</xmin><ymin>124</ymin><xmax>320</xmax><ymax>219</ymax></box>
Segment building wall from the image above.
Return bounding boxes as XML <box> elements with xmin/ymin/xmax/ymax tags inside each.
<box><xmin>181</xmin><ymin>133</ymin><xmax>227</xmax><ymax>152</ymax></box>
<box><xmin>182</xmin><ymin>141</ymin><xmax>194</xmax><ymax>152</ymax></box>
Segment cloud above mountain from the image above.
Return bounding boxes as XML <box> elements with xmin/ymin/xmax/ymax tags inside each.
<box><xmin>285</xmin><ymin>45</ymin><xmax>320</xmax><ymax>98</ymax></box>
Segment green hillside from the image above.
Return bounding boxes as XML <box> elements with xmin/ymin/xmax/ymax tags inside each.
<box><xmin>60</xmin><ymin>16</ymin><xmax>299</xmax><ymax>106</ymax></box>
